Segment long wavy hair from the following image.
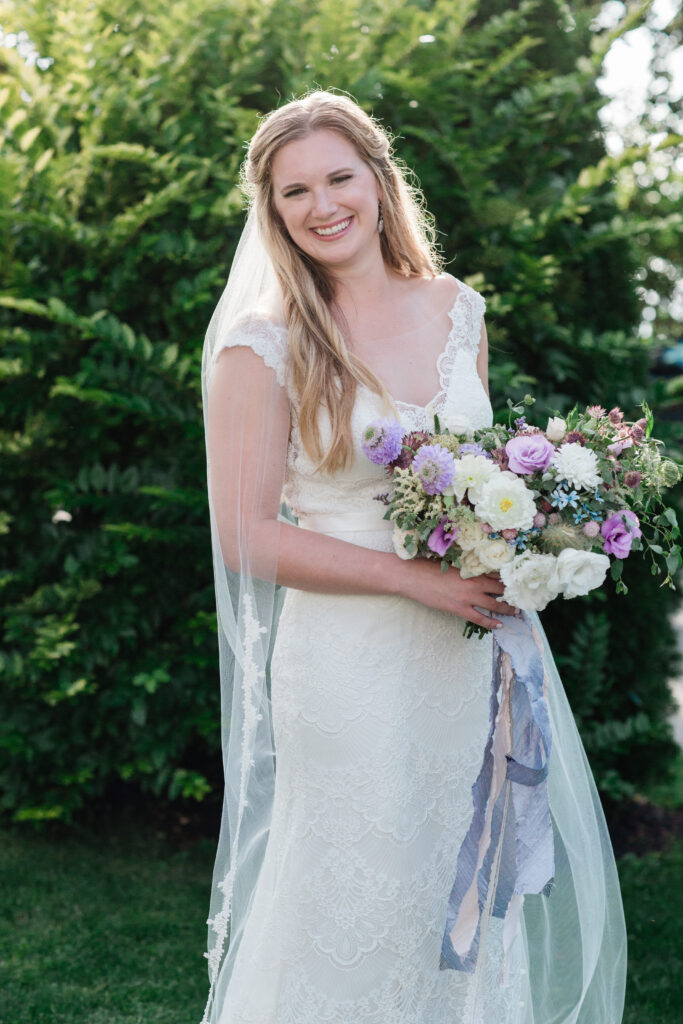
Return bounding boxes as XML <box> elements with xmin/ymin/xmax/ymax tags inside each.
<box><xmin>242</xmin><ymin>90</ymin><xmax>443</xmax><ymax>473</ymax></box>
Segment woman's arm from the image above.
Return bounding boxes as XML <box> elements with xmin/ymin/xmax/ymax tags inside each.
<box><xmin>208</xmin><ymin>345</ymin><xmax>516</xmax><ymax>630</ymax></box>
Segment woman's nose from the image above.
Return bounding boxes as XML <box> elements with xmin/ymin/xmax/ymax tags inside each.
<box><xmin>310</xmin><ymin>188</ymin><xmax>337</xmax><ymax>219</ymax></box>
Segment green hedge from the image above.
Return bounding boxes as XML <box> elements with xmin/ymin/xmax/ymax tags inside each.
<box><xmin>0</xmin><ymin>0</ymin><xmax>680</xmax><ymax>821</ymax></box>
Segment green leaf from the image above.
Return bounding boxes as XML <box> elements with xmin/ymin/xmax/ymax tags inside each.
<box><xmin>610</xmin><ymin>559</ymin><xmax>623</xmax><ymax>581</ymax></box>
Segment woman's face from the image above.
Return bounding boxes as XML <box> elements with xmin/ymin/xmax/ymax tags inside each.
<box><xmin>270</xmin><ymin>128</ymin><xmax>382</xmax><ymax>270</ymax></box>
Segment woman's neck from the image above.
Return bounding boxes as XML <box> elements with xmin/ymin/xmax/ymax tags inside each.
<box><xmin>330</xmin><ymin>252</ymin><xmax>409</xmax><ymax>338</ymax></box>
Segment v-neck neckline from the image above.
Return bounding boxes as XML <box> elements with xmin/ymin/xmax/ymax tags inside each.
<box><xmin>358</xmin><ymin>282</ymin><xmax>469</xmax><ymax>410</ymax></box>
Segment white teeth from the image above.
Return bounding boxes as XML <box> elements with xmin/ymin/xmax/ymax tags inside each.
<box><xmin>312</xmin><ymin>218</ymin><xmax>351</xmax><ymax>236</ymax></box>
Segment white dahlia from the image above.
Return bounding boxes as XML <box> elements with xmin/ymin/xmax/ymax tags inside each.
<box><xmin>499</xmin><ymin>551</ymin><xmax>561</xmax><ymax>611</ymax></box>
<box><xmin>474</xmin><ymin>471</ymin><xmax>537</xmax><ymax>532</ymax></box>
<box><xmin>450</xmin><ymin>454</ymin><xmax>501</xmax><ymax>503</ymax></box>
<box><xmin>550</xmin><ymin>442</ymin><xmax>602</xmax><ymax>490</ymax></box>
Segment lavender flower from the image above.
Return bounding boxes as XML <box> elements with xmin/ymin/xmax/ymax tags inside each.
<box><xmin>427</xmin><ymin>517</ymin><xmax>458</xmax><ymax>556</ymax></box>
<box><xmin>412</xmin><ymin>444</ymin><xmax>456</xmax><ymax>495</ymax></box>
<box><xmin>601</xmin><ymin>509</ymin><xmax>642</xmax><ymax>558</ymax></box>
<box><xmin>361</xmin><ymin>418</ymin><xmax>404</xmax><ymax>466</ymax></box>
<box><xmin>458</xmin><ymin>442</ymin><xmax>489</xmax><ymax>458</ymax></box>
<box><xmin>505</xmin><ymin>433</ymin><xmax>555</xmax><ymax>474</ymax></box>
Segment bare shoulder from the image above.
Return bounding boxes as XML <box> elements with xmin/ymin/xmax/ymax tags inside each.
<box><xmin>400</xmin><ymin>271</ymin><xmax>460</xmax><ymax>314</ymax></box>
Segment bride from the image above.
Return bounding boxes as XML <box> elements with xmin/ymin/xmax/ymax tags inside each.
<box><xmin>201</xmin><ymin>91</ymin><xmax>626</xmax><ymax>1024</ymax></box>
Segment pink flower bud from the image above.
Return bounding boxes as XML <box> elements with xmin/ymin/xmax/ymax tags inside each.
<box><xmin>583</xmin><ymin>521</ymin><xmax>600</xmax><ymax>538</ymax></box>
<box><xmin>501</xmin><ymin>528</ymin><xmax>518</xmax><ymax>540</ymax></box>
<box><xmin>608</xmin><ymin>407</ymin><xmax>624</xmax><ymax>426</ymax></box>
<box><xmin>548</xmin><ymin>512</ymin><xmax>560</xmax><ymax>525</ymax></box>
<box><xmin>533</xmin><ymin>512</ymin><xmax>547</xmax><ymax>528</ymax></box>
<box><xmin>624</xmin><ymin>470</ymin><xmax>643</xmax><ymax>488</ymax></box>
<box><xmin>480</xmin><ymin>522</ymin><xmax>492</xmax><ymax>534</ymax></box>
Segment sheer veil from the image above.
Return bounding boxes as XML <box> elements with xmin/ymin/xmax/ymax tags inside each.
<box><xmin>200</xmin><ymin>206</ymin><xmax>291</xmax><ymax>1023</ymax></box>
<box><xmin>199</xmin><ymin>204</ymin><xmax>627</xmax><ymax>1023</ymax></box>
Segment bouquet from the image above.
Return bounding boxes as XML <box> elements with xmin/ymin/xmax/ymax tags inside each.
<box><xmin>362</xmin><ymin>396</ymin><xmax>681</xmax><ymax>636</ymax></box>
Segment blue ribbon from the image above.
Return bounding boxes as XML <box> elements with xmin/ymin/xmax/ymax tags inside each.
<box><xmin>440</xmin><ymin>611</ymin><xmax>555</xmax><ymax>972</ymax></box>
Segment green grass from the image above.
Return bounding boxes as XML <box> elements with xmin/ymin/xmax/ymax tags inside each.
<box><xmin>0</xmin><ymin>821</ymin><xmax>214</xmax><ymax>1024</ymax></box>
<box><xmin>0</xmin><ymin>818</ymin><xmax>680</xmax><ymax>1023</ymax></box>
<box><xmin>618</xmin><ymin>844</ymin><xmax>682</xmax><ymax>1024</ymax></box>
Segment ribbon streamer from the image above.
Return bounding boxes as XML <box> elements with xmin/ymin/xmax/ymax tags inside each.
<box><xmin>440</xmin><ymin>610</ymin><xmax>555</xmax><ymax>976</ymax></box>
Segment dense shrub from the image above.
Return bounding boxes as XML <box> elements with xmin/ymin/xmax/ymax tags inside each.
<box><xmin>0</xmin><ymin>0</ymin><xmax>680</xmax><ymax>820</ymax></box>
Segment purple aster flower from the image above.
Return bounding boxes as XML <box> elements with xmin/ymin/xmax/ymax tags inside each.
<box><xmin>361</xmin><ymin>418</ymin><xmax>404</xmax><ymax>466</ymax></box>
<box><xmin>458</xmin><ymin>442</ymin><xmax>489</xmax><ymax>458</ymax></box>
<box><xmin>427</xmin><ymin>517</ymin><xmax>458</xmax><ymax>556</ymax></box>
<box><xmin>601</xmin><ymin>509</ymin><xmax>642</xmax><ymax>558</ymax></box>
<box><xmin>412</xmin><ymin>444</ymin><xmax>456</xmax><ymax>495</ymax></box>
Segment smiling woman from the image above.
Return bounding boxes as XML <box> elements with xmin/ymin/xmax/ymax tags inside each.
<box><xmin>200</xmin><ymin>90</ymin><xmax>627</xmax><ymax>1024</ymax></box>
<box><xmin>272</xmin><ymin>135</ymin><xmax>382</xmax><ymax>259</ymax></box>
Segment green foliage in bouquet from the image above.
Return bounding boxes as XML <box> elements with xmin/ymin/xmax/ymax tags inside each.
<box><xmin>0</xmin><ymin>0</ymin><xmax>680</xmax><ymax>820</ymax></box>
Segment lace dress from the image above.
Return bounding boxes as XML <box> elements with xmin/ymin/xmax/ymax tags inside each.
<box><xmin>215</xmin><ymin>281</ymin><xmax>526</xmax><ymax>1023</ymax></box>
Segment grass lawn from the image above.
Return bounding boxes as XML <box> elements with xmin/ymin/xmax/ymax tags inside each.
<box><xmin>0</xmin><ymin>814</ymin><xmax>680</xmax><ymax>1023</ymax></box>
<box><xmin>0</xmin><ymin>820</ymin><xmax>213</xmax><ymax>1024</ymax></box>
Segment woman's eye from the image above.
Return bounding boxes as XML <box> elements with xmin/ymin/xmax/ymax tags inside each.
<box><xmin>332</xmin><ymin>175</ymin><xmax>351</xmax><ymax>184</ymax></box>
<box><xmin>284</xmin><ymin>187</ymin><xmax>305</xmax><ymax>197</ymax></box>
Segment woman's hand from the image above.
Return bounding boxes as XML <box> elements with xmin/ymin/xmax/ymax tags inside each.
<box><xmin>396</xmin><ymin>559</ymin><xmax>518</xmax><ymax>630</ymax></box>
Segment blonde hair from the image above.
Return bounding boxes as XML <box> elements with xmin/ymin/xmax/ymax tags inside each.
<box><xmin>243</xmin><ymin>90</ymin><xmax>443</xmax><ymax>473</ymax></box>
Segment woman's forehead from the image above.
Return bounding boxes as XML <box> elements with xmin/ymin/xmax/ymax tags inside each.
<box><xmin>271</xmin><ymin>129</ymin><xmax>362</xmax><ymax>185</ymax></box>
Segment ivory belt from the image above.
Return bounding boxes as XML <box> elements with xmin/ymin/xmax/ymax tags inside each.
<box><xmin>297</xmin><ymin>509</ymin><xmax>393</xmax><ymax>533</ymax></box>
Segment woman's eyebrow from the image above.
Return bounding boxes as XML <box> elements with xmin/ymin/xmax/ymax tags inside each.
<box><xmin>280</xmin><ymin>166</ymin><xmax>355</xmax><ymax>192</ymax></box>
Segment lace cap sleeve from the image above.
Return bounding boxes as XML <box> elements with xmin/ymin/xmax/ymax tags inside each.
<box><xmin>447</xmin><ymin>279</ymin><xmax>487</xmax><ymax>360</ymax></box>
<box><xmin>209</xmin><ymin>315</ymin><xmax>289</xmax><ymax>389</ymax></box>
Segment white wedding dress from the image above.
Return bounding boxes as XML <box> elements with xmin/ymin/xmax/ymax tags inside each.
<box><xmin>213</xmin><ymin>280</ymin><xmax>527</xmax><ymax>1023</ymax></box>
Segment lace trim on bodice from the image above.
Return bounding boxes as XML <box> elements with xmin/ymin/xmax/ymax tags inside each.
<box><xmin>211</xmin><ymin>278</ymin><xmax>485</xmax><ymax>407</ymax></box>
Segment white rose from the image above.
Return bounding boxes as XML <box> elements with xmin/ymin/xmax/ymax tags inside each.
<box><xmin>474</xmin><ymin>471</ymin><xmax>537</xmax><ymax>532</ymax></box>
<box><xmin>476</xmin><ymin>537</ymin><xmax>515</xmax><ymax>571</ymax></box>
<box><xmin>551</xmin><ymin>548</ymin><xmax>610</xmax><ymax>599</ymax></box>
<box><xmin>451</xmin><ymin>454</ymin><xmax>501</xmax><ymax>503</ymax></box>
<box><xmin>392</xmin><ymin>525</ymin><xmax>418</xmax><ymax>560</ymax></box>
<box><xmin>550</xmin><ymin>443</ymin><xmax>602</xmax><ymax>491</ymax></box>
<box><xmin>444</xmin><ymin>413</ymin><xmax>475</xmax><ymax>440</ymax></box>
<box><xmin>458</xmin><ymin>548</ymin><xmax>488</xmax><ymax>579</ymax></box>
<box><xmin>499</xmin><ymin>551</ymin><xmax>561</xmax><ymax>611</ymax></box>
<box><xmin>545</xmin><ymin>416</ymin><xmax>566</xmax><ymax>442</ymax></box>
<box><xmin>455</xmin><ymin>520</ymin><xmax>485</xmax><ymax>551</ymax></box>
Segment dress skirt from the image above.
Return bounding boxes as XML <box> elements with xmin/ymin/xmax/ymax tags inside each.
<box><xmin>215</xmin><ymin>530</ymin><xmax>526</xmax><ymax>1024</ymax></box>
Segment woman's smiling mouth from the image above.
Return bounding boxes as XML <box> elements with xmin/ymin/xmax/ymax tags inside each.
<box><xmin>310</xmin><ymin>216</ymin><xmax>353</xmax><ymax>238</ymax></box>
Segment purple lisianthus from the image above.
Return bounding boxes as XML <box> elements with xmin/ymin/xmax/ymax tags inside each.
<box><xmin>412</xmin><ymin>444</ymin><xmax>456</xmax><ymax>495</ymax></box>
<box><xmin>601</xmin><ymin>509</ymin><xmax>642</xmax><ymax>558</ymax></box>
<box><xmin>427</xmin><ymin>517</ymin><xmax>458</xmax><ymax>556</ymax></box>
<box><xmin>458</xmin><ymin>442</ymin><xmax>489</xmax><ymax>458</ymax></box>
<box><xmin>361</xmin><ymin>418</ymin><xmax>404</xmax><ymax>466</ymax></box>
<box><xmin>505</xmin><ymin>433</ymin><xmax>555</xmax><ymax>475</ymax></box>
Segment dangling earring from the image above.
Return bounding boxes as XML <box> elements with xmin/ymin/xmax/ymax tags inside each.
<box><xmin>377</xmin><ymin>199</ymin><xmax>384</xmax><ymax>235</ymax></box>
